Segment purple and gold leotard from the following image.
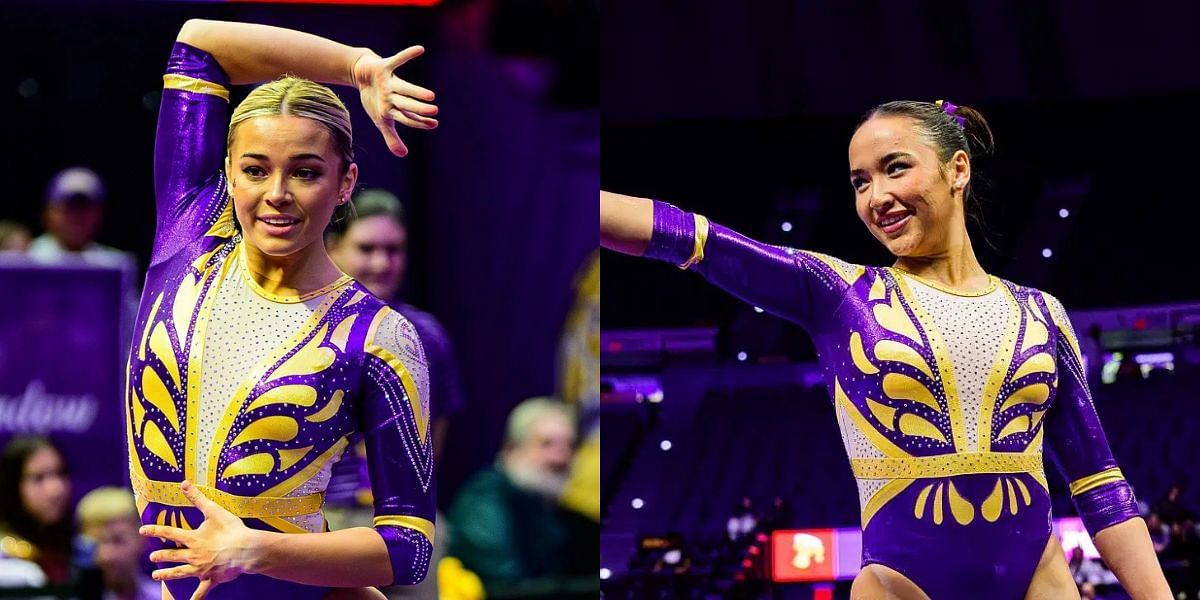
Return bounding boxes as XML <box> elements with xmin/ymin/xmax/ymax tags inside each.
<box><xmin>646</xmin><ymin>202</ymin><xmax>1137</xmax><ymax>600</ymax></box>
<box><xmin>125</xmin><ymin>42</ymin><xmax>434</xmax><ymax>599</ymax></box>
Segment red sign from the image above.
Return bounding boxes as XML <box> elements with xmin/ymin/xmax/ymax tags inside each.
<box><xmin>771</xmin><ymin>528</ymin><xmax>836</xmax><ymax>582</ymax></box>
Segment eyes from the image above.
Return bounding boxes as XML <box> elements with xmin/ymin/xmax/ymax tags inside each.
<box><xmin>240</xmin><ymin>165</ymin><xmax>324</xmax><ymax>180</ymax></box>
<box><xmin>851</xmin><ymin>161</ymin><xmax>910</xmax><ymax>192</ymax></box>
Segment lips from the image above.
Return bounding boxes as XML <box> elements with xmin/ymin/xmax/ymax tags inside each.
<box><xmin>257</xmin><ymin>214</ymin><xmax>301</xmax><ymax>236</ymax></box>
<box><xmin>877</xmin><ymin>211</ymin><xmax>912</xmax><ymax>234</ymax></box>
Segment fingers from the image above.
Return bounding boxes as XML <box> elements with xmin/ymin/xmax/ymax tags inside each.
<box><xmin>383</xmin><ymin>45</ymin><xmax>425</xmax><ymax>71</ymax></box>
<box><xmin>374</xmin><ymin>119</ymin><xmax>409</xmax><ymax>157</ymax></box>
<box><xmin>388</xmin><ymin>92</ymin><xmax>438</xmax><ymax>117</ymax></box>
<box><xmin>191</xmin><ymin>578</ymin><xmax>219</xmax><ymax>600</ymax></box>
<box><xmin>149</xmin><ymin>548</ymin><xmax>191</xmax><ymax>563</ymax></box>
<box><xmin>392</xmin><ymin>79</ymin><xmax>435</xmax><ymax>102</ymax></box>
<box><xmin>139</xmin><ymin>524</ymin><xmax>192</xmax><ymax>546</ymax></box>
<box><xmin>180</xmin><ymin>480</ymin><xmax>220</xmax><ymax>519</ymax></box>
<box><xmin>389</xmin><ymin>109</ymin><xmax>438</xmax><ymax>130</ymax></box>
<box><xmin>152</xmin><ymin>563</ymin><xmax>199</xmax><ymax>582</ymax></box>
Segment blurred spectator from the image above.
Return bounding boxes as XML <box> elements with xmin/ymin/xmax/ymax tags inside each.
<box><xmin>1068</xmin><ymin>546</ymin><xmax>1117</xmax><ymax>587</ymax></box>
<box><xmin>1163</xmin><ymin>518</ymin><xmax>1200</xmax><ymax>599</ymax></box>
<box><xmin>447</xmin><ymin>397</ymin><xmax>594</xmax><ymax>591</ymax></box>
<box><xmin>558</xmin><ymin>252</ymin><xmax>600</xmax><ymax>523</ymax></box>
<box><xmin>0</xmin><ymin>436</ymin><xmax>73</xmax><ymax>584</ymax></box>
<box><xmin>0</xmin><ymin>221</ymin><xmax>31</xmax><ymax>251</ymax></box>
<box><xmin>1157</xmin><ymin>483</ymin><xmax>1194</xmax><ymax>525</ymax></box>
<box><xmin>75</xmin><ymin>487</ymin><xmax>158</xmax><ymax>600</ymax></box>
<box><xmin>727</xmin><ymin>497</ymin><xmax>756</xmax><ymax>542</ymax></box>
<box><xmin>1149</xmin><ymin>513</ymin><xmax>1171</xmax><ymax>554</ymax></box>
<box><xmin>27</xmin><ymin>167</ymin><xmax>134</xmax><ymax>270</ymax></box>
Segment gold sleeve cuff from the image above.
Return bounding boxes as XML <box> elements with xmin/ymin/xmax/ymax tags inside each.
<box><xmin>1069</xmin><ymin>467</ymin><xmax>1125</xmax><ymax>496</ymax></box>
<box><xmin>163</xmin><ymin>74</ymin><xmax>230</xmax><ymax>101</ymax></box>
<box><xmin>374</xmin><ymin>515</ymin><xmax>435</xmax><ymax>544</ymax></box>
<box><xmin>678</xmin><ymin>213</ymin><xmax>710</xmax><ymax>270</ymax></box>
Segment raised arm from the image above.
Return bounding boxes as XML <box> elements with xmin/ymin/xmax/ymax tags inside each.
<box><xmin>601</xmin><ymin>190</ymin><xmax>859</xmax><ymax>331</ymax></box>
<box><xmin>1039</xmin><ymin>294</ymin><xmax>1170</xmax><ymax>599</ymax></box>
<box><xmin>177</xmin><ymin>19</ymin><xmax>437</xmax><ymax>156</ymax></box>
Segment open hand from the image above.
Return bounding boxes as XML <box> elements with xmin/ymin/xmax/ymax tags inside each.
<box><xmin>140</xmin><ymin>480</ymin><xmax>261</xmax><ymax>600</ymax></box>
<box><xmin>353</xmin><ymin>46</ymin><xmax>439</xmax><ymax>157</ymax></box>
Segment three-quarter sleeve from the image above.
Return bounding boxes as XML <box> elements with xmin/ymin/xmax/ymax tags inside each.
<box><xmin>646</xmin><ymin>200</ymin><xmax>859</xmax><ymax>333</ymax></box>
<box><xmin>1040</xmin><ymin>293</ymin><xmax>1140</xmax><ymax>535</ymax></box>
<box><xmin>152</xmin><ymin>42</ymin><xmax>234</xmax><ymax>265</ymax></box>
<box><xmin>359</xmin><ymin>307</ymin><xmax>436</xmax><ymax>585</ymax></box>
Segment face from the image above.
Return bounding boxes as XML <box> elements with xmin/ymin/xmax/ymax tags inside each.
<box><xmin>45</xmin><ymin>200</ymin><xmax>102</xmax><ymax>251</ymax></box>
<box><xmin>227</xmin><ymin>115</ymin><xmax>357</xmax><ymax>258</ymax></box>
<box><xmin>20</xmin><ymin>446</ymin><xmax>70</xmax><ymax>526</ymax></box>
<box><xmin>506</xmin><ymin>413</ymin><xmax>576</xmax><ymax>478</ymax></box>
<box><xmin>848</xmin><ymin>116</ymin><xmax>968</xmax><ymax>257</ymax></box>
<box><xmin>86</xmin><ymin>518</ymin><xmax>144</xmax><ymax>583</ymax></box>
<box><xmin>330</xmin><ymin>215</ymin><xmax>408</xmax><ymax>300</ymax></box>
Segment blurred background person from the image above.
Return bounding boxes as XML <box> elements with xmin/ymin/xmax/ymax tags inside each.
<box><xmin>0</xmin><ymin>436</ymin><xmax>73</xmax><ymax>585</ymax></box>
<box><xmin>0</xmin><ymin>222</ymin><xmax>31</xmax><ymax>252</ymax></box>
<box><xmin>447</xmin><ymin>397</ymin><xmax>595</xmax><ymax>596</ymax></box>
<box><xmin>75</xmin><ymin>487</ymin><xmax>157</xmax><ymax>600</ymax></box>
<box><xmin>27</xmin><ymin>167</ymin><xmax>135</xmax><ymax>270</ymax></box>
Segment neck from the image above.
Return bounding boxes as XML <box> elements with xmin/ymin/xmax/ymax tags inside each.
<box><xmin>242</xmin><ymin>241</ymin><xmax>344</xmax><ymax>297</ymax></box>
<box><xmin>892</xmin><ymin>224</ymin><xmax>988</xmax><ymax>289</ymax></box>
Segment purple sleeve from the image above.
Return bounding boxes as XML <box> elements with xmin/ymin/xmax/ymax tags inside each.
<box><xmin>151</xmin><ymin>42</ymin><xmax>232</xmax><ymax>265</ymax></box>
<box><xmin>1040</xmin><ymin>296</ymin><xmax>1139</xmax><ymax>534</ymax></box>
<box><xmin>646</xmin><ymin>200</ymin><xmax>855</xmax><ymax>332</ymax></box>
<box><xmin>360</xmin><ymin>322</ymin><xmax>436</xmax><ymax>585</ymax></box>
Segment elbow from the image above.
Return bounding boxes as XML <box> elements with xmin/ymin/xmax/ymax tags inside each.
<box><xmin>177</xmin><ymin>19</ymin><xmax>214</xmax><ymax>46</ymax></box>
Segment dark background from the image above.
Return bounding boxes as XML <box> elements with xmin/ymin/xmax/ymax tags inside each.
<box><xmin>0</xmin><ymin>0</ymin><xmax>598</xmax><ymax>507</ymax></box>
<box><xmin>602</xmin><ymin>0</ymin><xmax>1200</xmax><ymax>341</ymax></box>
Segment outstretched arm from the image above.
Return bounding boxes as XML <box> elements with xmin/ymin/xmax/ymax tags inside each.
<box><xmin>177</xmin><ymin>19</ymin><xmax>438</xmax><ymax>156</ymax></box>
<box><xmin>601</xmin><ymin>190</ymin><xmax>859</xmax><ymax>331</ymax></box>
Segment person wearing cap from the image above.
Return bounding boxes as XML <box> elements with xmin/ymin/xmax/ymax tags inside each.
<box><xmin>28</xmin><ymin>167</ymin><xmax>136</xmax><ymax>270</ymax></box>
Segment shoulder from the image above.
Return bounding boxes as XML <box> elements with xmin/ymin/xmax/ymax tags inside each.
<box><xmin>790</xmin><ymin>249</ymin><xmax>867</xmax><ymax>286</ymax></box>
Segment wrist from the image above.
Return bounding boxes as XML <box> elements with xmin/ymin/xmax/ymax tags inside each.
<box><xmin>240</xmin><ymin>528</ymin><xmax>278</xmax><ymax>576</ymax></box>
<box><xmin>349</xmin><ymin>48</ymin><xmax>380</xmax><ymax>89</ymax></box>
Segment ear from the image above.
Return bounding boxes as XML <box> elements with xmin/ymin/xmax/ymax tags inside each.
<box><xmin>950</xmin><ymin>149</ymin><xmax>971</xmax><ymax>193</ymax></box>
<box><xmin>339</xmin><ymin>163</ymin><xmax>359</xmax><ymax>204</ymax></box>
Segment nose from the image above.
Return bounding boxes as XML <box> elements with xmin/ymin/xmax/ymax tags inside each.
<box><xmin>263</xmin><ymin>173</ymin><xmax>292</xmax><ymax>208</ymax></box>
<box><xmin>868</xmin><ymin>180</ymin><xmax>895</xmax><ymax>215</ymax></box>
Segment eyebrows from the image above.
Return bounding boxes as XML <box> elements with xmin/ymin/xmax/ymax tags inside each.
<box><xmin>239</xmin><ymin>152</ymin><xmax>326</xmax><ymax>163</ymax></box>
<box><xmin>849</xmin><ymin>151</ymin><xmax>915</xmax><ymax>177</ymax></box>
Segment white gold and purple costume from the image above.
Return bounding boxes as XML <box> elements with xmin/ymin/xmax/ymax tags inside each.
<box><xmin>646</xmin><ymin>201</ymin><xmax>1138</xmax><ymax>599</ymax></box>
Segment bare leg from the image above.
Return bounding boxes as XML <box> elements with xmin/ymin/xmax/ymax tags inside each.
<box><xmin>1024</xmin><ymin>535</ymin><xmax>1080</xmax><ymax>600</ymax></box>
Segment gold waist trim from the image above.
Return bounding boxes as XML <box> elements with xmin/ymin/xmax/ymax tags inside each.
<box><xmin>130</xmin><ymin>472</ymin><xmax>323</xmax><ymax>518</ymax></box>
<box><xmin>851</xmin><ymin>452</ymin><xmax>1042</xmax><ymax>480</ymax></box>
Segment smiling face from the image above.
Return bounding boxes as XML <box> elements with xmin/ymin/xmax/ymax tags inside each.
<box><xmin>848</xmin><ymin>116</ymin><xmax>969</xmax><ymax>258</ymax></box>
<box><xmin>226</xmin><ymin>115</ymin><xmax>357</xmax><ymax>259</ymax></box>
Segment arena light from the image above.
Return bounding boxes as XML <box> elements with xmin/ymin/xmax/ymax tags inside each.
<box><xmin>600</xmin><ymin>568</ymin><xmax>611</xmax><ymax>580</ymax></box>
<box><xmin>1041</xmin><ymin>248</ymin><xmax>1053</xmax><ymax>258</ymax></box>
<box><xmin>1059</xmin><ymin>208</ymin><xmax>1070</xmax><ymax>218</ymax></box>
<box><xmin>631</xmin><ymin>498</ymin><xmax>644</xmax><ymax>509</ymax></box>
<box><xmin>660</xmin><ymin>440</ymin><xmax>672</xmax><ymax>451</ymax></box>
<box><xmin>781</xmin><ymin>221</ymin><xmax>793</xmax><ymax>232</ymax></box>
<box><xmin>754</xmin><ymin>306</ymin><xmax>764</xmax><ymax>313</ymax></box>
<box><xmin>737</xmin><ymin>351</ymin><xmax>748</xmax><ymax>361</ymax></box>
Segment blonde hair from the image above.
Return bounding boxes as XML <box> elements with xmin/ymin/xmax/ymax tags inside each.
<box><xmin>75</xmin><ymin>487</ymin><xmax>139</xmax><ymax>532</ymax></box>
<box><xmin>228</xmin><ymin>76</ymin><xmax>354</xmax><ymax>172</ymax></box>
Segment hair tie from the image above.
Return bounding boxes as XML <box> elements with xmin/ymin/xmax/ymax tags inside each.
<box><xmin>936</xmin><ymin>99</ymin><xmax>967</xmax><ymax>130</ymax></box>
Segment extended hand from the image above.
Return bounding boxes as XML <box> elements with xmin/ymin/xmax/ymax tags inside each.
<box><xmin>140</xmin><ymin>480</ymin><xmax>261</xmax><ymax>600</ymax></box>
<box><xmin>353</xmin><ymin>46</ymin><xmax>439</xmax><ymax>157</ymax></box>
